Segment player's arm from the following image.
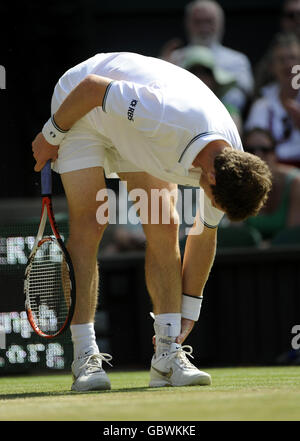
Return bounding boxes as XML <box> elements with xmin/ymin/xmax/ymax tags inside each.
<box><xmin>53</xmin><ymin>75</ymin><xmax>112</xmax><ymax>131</ymax></box>
<box><xmin>32</xmin><ymin>75</ymin><xmax>112</xmax><ymax>172</ymax></box>
<box><xmin>176</xmin><ymin>222</ymin><xmax>217</xmax><ymax>344</ymax></box>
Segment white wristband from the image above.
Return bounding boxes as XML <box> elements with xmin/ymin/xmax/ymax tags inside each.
<box><xmin>42</xmin><ymin>116</ymin><xmax>68</xmax><ymax>145</ymax></box>
<box><xmin>181</xmin><ymin>294</ymin><xmax>203</xmax><ymax>321</ymax></box>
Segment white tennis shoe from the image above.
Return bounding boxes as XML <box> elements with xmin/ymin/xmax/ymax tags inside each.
<box><xmin>71</xmin><ymin>353</ymin><xmax>112</xmax><ymax>391</ymax></box>
<box><xmin>149</xmin><ymin>342</ymin><xmax>211</xmax><ymax>387</ymax></box>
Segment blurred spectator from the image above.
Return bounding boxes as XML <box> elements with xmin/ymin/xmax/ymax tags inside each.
<box><xmin>101</xmin><ymin>226</ymin><xmax>145</xmax><ymax>256</ymax></box>
<box><xmin>281</xmin><ymin>0</ymin><xmax>300</xmax><ymax>39</ymax></box>
<box><xmin>243</xmin><ymin>127</ymin><xmax>300</xmax><ymax>240</ymax></box>
<box><xmin>245</xmin><ymin>33</ymin><xmax>300</xmax><ymax>167</ymax></box>
<box><xmin>100</xmin><ymin>182</ymin><xmax>146</xmax><ymax>256</ymax></box>
<box><xmin>255</xmin><ymin>0</ymin><xmax>300</xmax><ymax>96</ymax></box>
<box><xmin>160</xmin><ymin>0</ymin><xmax>254</xmax><ymax>112</ymax></box>
<box><xmin>182</xmin><ymin>45</ymin><xmax>242</xmax><ymax>133</ymax></box>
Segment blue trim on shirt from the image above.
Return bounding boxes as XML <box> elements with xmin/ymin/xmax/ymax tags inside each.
<box><xmin>102</xmin><ymin>81</ymin><xmax>115</xmax><ymax>113</ymax></box>
<box><xmin>199</xmin><ymin>215</ymin><xmax>219</xmax><ymax>229</ymax></box>
<box><xmin>179</xmin><ymin>131</ymin><xmax>217</xmax><ymax>163</ymax></box>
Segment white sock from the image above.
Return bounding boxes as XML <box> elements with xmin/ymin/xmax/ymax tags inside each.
<box><xmin>155</xmin><ymin>313</ymin><xmax>181</xmax><ymax>336</ymax></box>
<box><xmin>154</xmin><ymin>313</ymin><xmax>181</xmax><ymax>355</ymax></box>
<box><xmin>70</xmin><ymin>323</ymin><xmax>99</xmax><ymax>360</ymax></box>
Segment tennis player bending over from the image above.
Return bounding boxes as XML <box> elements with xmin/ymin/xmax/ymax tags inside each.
<box><xmin>32</xmin><ymin>52</ymin><xmax>272</xmax><ymax>391</ymax></box>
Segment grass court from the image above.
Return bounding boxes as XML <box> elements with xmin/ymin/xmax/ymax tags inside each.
<box><xmin>0</xmin><ymin>366</ymin><xmax>300</xmax><ymax>421</ymax></box>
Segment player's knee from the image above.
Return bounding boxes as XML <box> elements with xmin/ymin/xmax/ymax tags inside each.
<box><xmin>144</xmin><ymin>219</ymin><xmax>179</xmax><ymax>250</ymax></box>
<box><xmin>69</xmin><ymin>211</ymin><xmax>108</xmax><ymax>241</ymax></box>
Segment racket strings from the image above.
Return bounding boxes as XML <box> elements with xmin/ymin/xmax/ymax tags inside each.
<box><xmin>26</xmin><ymin>238</ymin><xmax>71</xmax><ymax>335</ymax></box>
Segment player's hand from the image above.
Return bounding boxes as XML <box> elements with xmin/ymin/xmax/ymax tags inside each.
<box><xmin>175</xmin><ymin>318</ymin><xmax>195</xmax><ymax>345</ymax></box>
<box><xmin>32</xmin><ymin>132</ymin><xmax>59</xmax><ymax>172</ymax></box>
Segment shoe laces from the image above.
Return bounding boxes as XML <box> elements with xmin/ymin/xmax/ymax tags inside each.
<box><xmin>82</xmin><ymin>353</ymin><xmax>113</xmax><ymax>374</ymax></box>
<box><xmin>170</xmin><ymin>345</ymin><xmax>196</xmax><ymax>369</ymax></box>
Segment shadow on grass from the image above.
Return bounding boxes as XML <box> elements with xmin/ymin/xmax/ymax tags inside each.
<box><xmin>0</xmin><ymin>386</ymin><xmax>169</xmax><ymax>400</ymax></box>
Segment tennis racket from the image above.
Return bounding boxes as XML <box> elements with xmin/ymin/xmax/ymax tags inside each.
<box><xmin>24</xmin><ymin>160</ymin><xmax>76</xmax><ymax>338</ymax></box>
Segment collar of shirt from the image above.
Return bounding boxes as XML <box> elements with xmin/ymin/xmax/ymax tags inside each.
<box><xmin>174</xmin><ymin>131</ymin><xmax>231</xmax><ymax>187</ymax></box>
<box><xmin>178</xmin><ymin>130</ymin><xmax>229</xmax><ymax>166</ymax></box>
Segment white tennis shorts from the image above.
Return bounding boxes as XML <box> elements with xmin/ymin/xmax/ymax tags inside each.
<box><xmin>50</xmin><ymin>84</ymin><xmax>141</xmax><ymax>176</ymax></box>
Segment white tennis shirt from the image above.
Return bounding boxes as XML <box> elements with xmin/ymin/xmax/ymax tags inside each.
<box><xmin>56</xmin><ymin>52</ymin><xmax>243</xmax><ymax>227</ymax></box>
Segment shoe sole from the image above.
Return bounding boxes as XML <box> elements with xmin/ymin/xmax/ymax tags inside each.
<box><xmin>149</xmin><ymin>379</ymin><xmax>211</xmax><ymax>387</ymax></box>
<box><xmin>71</xmin><ymin>377</ymin><xmax>111</xmax><ymax>392</ymax></box>
<box><xmin>71</xmin><ymin>383</ymin><xmax>111</xmax><ymax>391</ymax></box>
<box><xmin>149</xmin><ymin>371</ymin><xmax>212</xmax><ymax>388</ymax></box>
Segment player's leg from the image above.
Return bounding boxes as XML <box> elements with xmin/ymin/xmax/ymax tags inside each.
<box><xmin>62</xmin><ymin>167</ymin><xmax>106</xmax><ymax>324</ymax></box>
<box><xmin>118</xmin><ymin>172</ymin><xmax>211</xmax><ymax>387</ymax></box>
<box><xmin>61</xmin><ymin>166</ymin><xmax>111</xmax><ymax>391</ymax></box>
<box><xmin>118</xmin><ymin>172</ymin><xmax>182</xmax><ymax>314</ymax></box>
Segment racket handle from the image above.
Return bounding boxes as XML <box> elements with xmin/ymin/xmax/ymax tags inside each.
<box><xmin>41</xmin><ymin>160</ymin><xmax>52</xmax><ymax>195</ymax></box>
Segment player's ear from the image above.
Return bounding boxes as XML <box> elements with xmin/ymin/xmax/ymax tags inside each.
<box><xmin>207</xmin><ymin>171</ymin><xmax>216</xmax><ymax>185</ymax></box>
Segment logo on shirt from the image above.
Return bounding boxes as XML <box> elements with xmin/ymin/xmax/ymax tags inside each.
<box><xmin>127</xmin><ymin>99</ymin><xmax>138</xmax><ymax>121</ymax></box>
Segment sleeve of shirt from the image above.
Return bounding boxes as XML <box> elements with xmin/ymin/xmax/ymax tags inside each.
<box><xmin>199</xmin><ymin>189</ymin><xmax>224</xmax><ymax>228</ymax></box>
<box><xmin>102</xmin><ymin>80</ymin><xmax>164</xmax><ymax>137</ymax></box>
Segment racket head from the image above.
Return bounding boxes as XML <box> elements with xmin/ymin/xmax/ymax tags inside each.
<box><xmin>25</xmin><ymin>162</ymin><xmax>76</xmax><ymax>338</ymax></box>
<box><xmin>24</xmin><ymin>224</ymin><xmax>76</xmax><ymax>339</ymax></box>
